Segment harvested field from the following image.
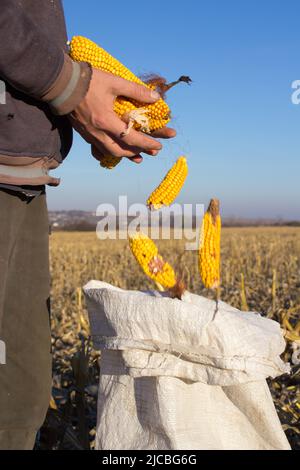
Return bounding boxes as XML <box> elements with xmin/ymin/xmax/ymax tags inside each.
<box><xmin>37</xmin><ymin>227</ymin><xmax>300</xmax><ymax>449</ymax></box>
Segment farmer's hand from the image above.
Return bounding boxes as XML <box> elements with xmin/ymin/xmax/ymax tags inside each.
<box><xmin>91</xmin><ymin>126</ymin><xmax>176</xmax><ymax>164</ymax></box>
<box><xmin>70</xmin><ymin>68</ymin><xmax>176</xmax><ymax>163</ymax></box>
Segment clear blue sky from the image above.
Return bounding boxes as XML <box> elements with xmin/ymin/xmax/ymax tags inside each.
<box><xmin>48</xmin><ymin>0</ymin><xmax>300</xmax><ymax>219</ymax></box>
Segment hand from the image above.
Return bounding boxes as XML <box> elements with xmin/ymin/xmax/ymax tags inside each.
<box><xmin>70</xmin><ymin>68</ymin><xmax>176</xmax><ymax>162</ymax></box>
<box><xmin>91</xmin><ymin>126</ymin><xmax>177</xmax><ymax>164</ymax></box>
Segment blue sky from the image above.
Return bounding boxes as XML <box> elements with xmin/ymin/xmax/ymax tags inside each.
<box><xmin>48</xmin><ymin>0</ymin><xmax>300</xmax><ymax>219</ymax></box>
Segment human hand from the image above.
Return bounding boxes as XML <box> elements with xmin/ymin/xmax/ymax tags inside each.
<box><xmin>91</xmin><ymin>126</ymin><xmax>177</xmax><ymax>164</ymax></box>
<box><xmin>70</xmin><ymin>68</ymin><xmax>176</xmax><ymax>162</ymax></box>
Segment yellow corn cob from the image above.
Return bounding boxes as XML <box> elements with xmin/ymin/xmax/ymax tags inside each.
<box><xmin>147</xmin><ymin>156</ymin><xmax>188</xmax><ymax>210</ymax></box>
<box><xmin>199</xmin><ymin>199</ymin><xmax>221</xmax><ymax>289</ymax></box>
<box><xmin>69</xmin><ymin>36</ymin><xmax>171</xmax><ymax>169</ymax></box>
<box><xmin>99</xmin><ymin>155</ymin><xmax>122</xmax><ymax>169</ymax></box>
<box><xmin>129</xmin><ymin>233</ymin><xmax>177</xmax><ymax>289</ymax></box>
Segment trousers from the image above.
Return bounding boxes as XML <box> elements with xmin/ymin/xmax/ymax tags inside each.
<box><xmin>0</xmin><ymin>188</ymin><xmax>52</xmax><ymax>449</ymax></box>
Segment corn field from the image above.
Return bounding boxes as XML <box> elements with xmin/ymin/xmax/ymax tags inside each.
<box><xmin>37</xmin><ymin>227</ymin><xmax>300</xmax><ymax>449</ymax></box>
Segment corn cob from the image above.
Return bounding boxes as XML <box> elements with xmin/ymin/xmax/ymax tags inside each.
<box><xmin>129</xmin><ymin>232</ymin><xmax>177</xmax><ymax>289</ymax></box>
<box><xmin>199</xmin><ymin>199</ymin><xmax>221</xmax><ymax>289</ymax></box>
<box><xmin>147</xmin><ymin>156</ymin><xmax>188</xmax><ymax>210</ymax></box>
<box><xmin>99</xmin><ymin>155</ymin><xmax>122</xmax><ymax>169</ymax></box>
<box><xmin>69</xmin><ymin>36</ymin><xmax>171</xmax><ymax>169</ymax></box>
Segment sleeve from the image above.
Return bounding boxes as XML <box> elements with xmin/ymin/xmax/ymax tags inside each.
<box><xmin>0</xmin><ymin>0</ymin><xmax>92</xmax><ymax>115</ymax></box>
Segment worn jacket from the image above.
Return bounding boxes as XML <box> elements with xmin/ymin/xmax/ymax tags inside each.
<box><xmin>0</xmin><ymin>0</ymin><xmax>92</xmax><ymax>188</ymax></box>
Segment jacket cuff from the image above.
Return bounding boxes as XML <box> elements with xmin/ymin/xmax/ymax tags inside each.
<box><xmin>41</xmin><ymin>53</ymin><xmax>92</xmax><ymax>115</ymax></box>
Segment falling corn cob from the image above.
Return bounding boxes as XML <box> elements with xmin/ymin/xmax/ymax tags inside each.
<box><xmin>69</xmin><ymin>36</ymin><xmax>172</xmax><ymax>169</ymax></box>
<box><xmin>129</xmin><ymin>232</ymin><xmax>177</xmax><ymax>289</ymax></box>
<box><xmin>199</xmin><ymin>199</ymin><xmax>221</xmax><ymax>289</ymax></box>
<box><xmin>147</xmin><ymin>156</ymin><xmax>188</xmax><ymax>210</ymax></box>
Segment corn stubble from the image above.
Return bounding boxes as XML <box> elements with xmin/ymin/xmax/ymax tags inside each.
<box><xmin>44</xmin><ymin>229</ymin><xmax>300</xmax><ymax>449</ymax></box>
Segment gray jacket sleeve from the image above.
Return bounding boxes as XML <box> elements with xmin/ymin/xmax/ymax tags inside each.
<box><xmin>0</xmin><ymin>0</ymin><xmax>64</xmax><ymax>98</ymax></box>
<box><xmin>0</xmin><ymin>0</ymin><xmax>92</xmax><ymax>114</ymax></box>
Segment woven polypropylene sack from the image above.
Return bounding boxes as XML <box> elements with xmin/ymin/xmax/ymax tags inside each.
<box><xmin>83</xmin><ymin>280</ymin><xmax>291</xmax><ymax>450</ymax></box>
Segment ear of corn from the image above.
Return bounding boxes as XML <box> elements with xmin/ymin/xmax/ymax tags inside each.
<box><xmin>129</xmin><ymin>232</ymin><xmax>177</xmax><ymax>289</ymax></box>
<box><xmin>69</xmin><ymin>36</ymin><xmax>171</xmax><ymax>169</ymax></box>
<box><xmin>99</xmin><ymin>155</ymin><xmax>122</xmax><ymax>169</ymax></box>
<box><xmin>199</xmin><ymin>199</ymin><xmax>221</xmax><ymax>289</ymax></box>
<box><xmin>147</xmin><ymin>156</ymin><xmax>188</xmax><ymax>210</ymax></box>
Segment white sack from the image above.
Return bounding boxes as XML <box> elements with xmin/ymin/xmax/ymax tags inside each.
<box><xmin>83</xmin><ymin>280</ymin><xmax>291</xmax><ymax>450</ymax></box>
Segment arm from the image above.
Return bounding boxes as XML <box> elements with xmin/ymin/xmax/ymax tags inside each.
<box><xmin>0</xmin><ymin>0</ymin><xmax>91</xmax><ymax>114</ymax></box>
<box><xmin>0</xmin><ymin>1</ymin><xmax>175</xmax><ymax>159</ymax></box>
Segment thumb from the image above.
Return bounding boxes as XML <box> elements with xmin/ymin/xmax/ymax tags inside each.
<box><xmin>112</xmin><ymin>76</ymin><xmax>161</xmax><ymax>104</ymax></box>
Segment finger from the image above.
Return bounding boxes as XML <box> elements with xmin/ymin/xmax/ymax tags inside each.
<box><xmin>78</xmin><ymin>110</ymin><xmax>163</xmax><ymax>158</ymax></box>
<box><xmin>91</xmin><ymin>132</ymin><xmax>152</xmax><ymax>159</ymax></box>
<box><xmin>105</xmin><ymin>112</ymin><xmax>163</xmax><ymax>150</ymax></box>
<box><xmin>110</xmin><ymin>75</ymin><xmax>161</xmax><ymax>104</ymax></box>
<box><xmin>91</xmin><ymin>144</ymin><xmax>105</xmax><ymax>161</ymax></box>
<box><xmin>151</xmin><ymin>127</ymin><xmax>177</xmax><ymax>139</ymax></box>
<box><xmin>77</xmin><ymin>121</ymin><xmax>160</xmax><ymax>157</ymax></box>
<box><xmin>120</xmin><ymin>128</ymin><xmax>162</xmax><ymax>152</ymax></box>
<box><xmin>98</xmin><ymin>112</ymin><xmax>162</xmax><ymax>152</ymax></box>
<box><xmin>147</xmin><ymin>149</ymin><xmax>159</xmax><ymax>156</ymax></box>
<box><xmin>128</xmin><ymin>156</ymin><xmax>143</xmax><ymax>164</ymax></box>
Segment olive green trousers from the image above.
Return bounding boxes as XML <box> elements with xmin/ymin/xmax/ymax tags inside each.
<box><xmin>0</xmin><ymin>188</ymin><xmax>52</xmax><ymax>450</ymax></box>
